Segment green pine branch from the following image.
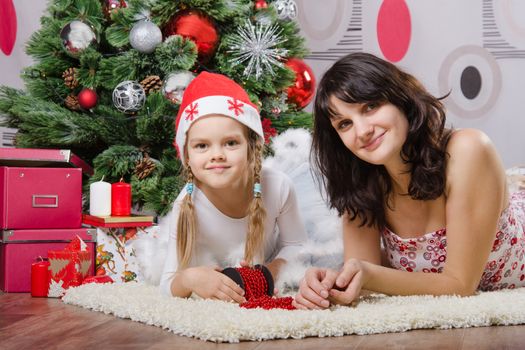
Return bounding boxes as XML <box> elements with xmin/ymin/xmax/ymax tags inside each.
<box><xmin>155</xmin><ymin>35</ymin><xmax>198</xmax><ymax>74</ymax></box>
<box><xmin>269</xmin><ymin>110</ymin><xmax>313</xmax><ymax>132</ymax></box>
<box><xmin>135</xmin><ymin>92</ymin><xmax>177</xmax><ymax>152</ymax></box>
<box><xmin>97</xmin><ymin>52</ymin><xmax>138</xmax><ymax>89</ymax></box>
<box><xmin>139</xmin><ymin>174</ymin><xmax>184</xmax><ymax>216</ymax></box>
<box><xmin>78</xmin><ymin>48</ymin><xmax>102</xmax><ymax>88</ymax></box>
<box><xmin>92</xmin><ymin>145</ymin><xmax>142</xmax><ymax>181</ymax></box>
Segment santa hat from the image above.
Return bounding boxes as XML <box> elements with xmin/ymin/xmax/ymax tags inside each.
<box><xmin>175</xmin><ymin>72</ymin><xmax>264</xmax><ymax>161</ymax></box>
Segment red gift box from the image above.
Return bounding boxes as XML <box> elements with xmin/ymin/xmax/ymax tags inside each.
<box><xmin>0</xmin><ymin>166</ymin><xmax>82</xmax><ymax>229</ymax></box>
<box><xmin>48</xmin><ymin>236</ymin><xmax>93</xmax><ymax>297</ymax></box>
<box><xmin>0</xmin><ymin>228</ymin><xmax>96</xmax><ymax>292</ymax></box>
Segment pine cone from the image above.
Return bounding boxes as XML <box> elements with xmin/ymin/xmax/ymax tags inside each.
<box><xmin>62</xmin><ymin>68</ymin><xmax>79</xmax><ymax>89</ymax></box>
<box><xmin>64</xmin><ymin>94</ymin><xmax>81</xmax><ymax>111</ymax></box>
<box><xmin>135</xmin><ymin>157</ymin><xmax>156</xmax><ymax>179</ymax></box>
<box><xmin>140</xmin><ymin>75</ymin><xmax>162</xmax><ymax>94</ymax></box>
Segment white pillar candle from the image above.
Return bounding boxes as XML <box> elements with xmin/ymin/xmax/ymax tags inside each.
<box><xmin>89</xmin><ymin>178</ymin><xmax>111</xmax><ymax>216</ymax></box>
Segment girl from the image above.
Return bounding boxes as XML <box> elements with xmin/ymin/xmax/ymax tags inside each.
<box><xmin>160</xmin><ymin>72</ymin><xmax>306</xmax><ymax>302</ymax></box>
<box><xmin>294</xmin><ymin>52</ymin><xmax>525</xmax><ymax>309</ymax></box>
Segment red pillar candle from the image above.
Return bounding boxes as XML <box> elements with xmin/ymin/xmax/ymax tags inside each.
<box><xmin>31</xmin><ymin>258</ymin><xmax>50</xmax><ymax>297</ymax></box>
<box><xmin>111</xmin><ymin>179</ymin><xmax>131</xmax><ymax>216</ymax></box>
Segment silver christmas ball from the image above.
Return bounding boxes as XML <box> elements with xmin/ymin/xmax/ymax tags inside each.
<box><xmin>60</xmin><ymin>20</ymin><xmax>98</xmax><ymax>57</ymax></box>
<box><xmin>129</xmin><ymin>20</ymin><xmax>162</xmax><ymax>53</ymax></box>
<box><xmin>162</xmin><ymin>71</ymin><xmax>195</xmax><ymax>104</ymax></box>
<box><xmin>112</xmin><ymin>80</ymin><xmax>146</xmax><ymax>113</ymax></box>
<box><xmin>274</xmin><ymin>0</ymin><xmax>298</xmax><ymax>20</ymax></box>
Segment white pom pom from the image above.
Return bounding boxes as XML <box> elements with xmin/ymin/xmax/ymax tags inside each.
<box><xmin>132</xmin><ymin>225</ymin><xmax>167</xmax><ymax>286</ymax></box>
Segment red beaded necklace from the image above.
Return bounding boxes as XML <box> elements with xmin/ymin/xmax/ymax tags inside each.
<box><xmin>223</xmin><ymin>266</ymin><xmax>296</xmax><ymax>310</ymax></box>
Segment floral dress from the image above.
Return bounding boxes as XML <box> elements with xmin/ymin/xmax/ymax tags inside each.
<box><xmin>382</xmin><ymin>190</ymin><xmax>525</xmax><ymax>291</ymax></box>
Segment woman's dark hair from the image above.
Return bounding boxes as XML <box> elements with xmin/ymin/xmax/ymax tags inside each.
<box><xmin>312</xmin><ymin>52</ymin><xmax>452</xmax><ymax>229</ymax></box>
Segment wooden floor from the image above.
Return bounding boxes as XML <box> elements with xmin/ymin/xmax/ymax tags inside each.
<box><xmin>1</xmin><ymin>292</ymin><xmax>525</xmax><ymax>350</ymax></box>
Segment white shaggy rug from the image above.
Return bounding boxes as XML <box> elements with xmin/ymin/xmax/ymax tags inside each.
<box><xmin>62</xmin><ymin>283</ymin><xmax>525</xmax><ymax>343</ymax></box>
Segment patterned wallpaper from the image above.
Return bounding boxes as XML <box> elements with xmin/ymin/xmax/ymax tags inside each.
<box><xmin>297</xmin><ymin>0</ymin><xmax>524</xmax><ymax>167</ymax></box>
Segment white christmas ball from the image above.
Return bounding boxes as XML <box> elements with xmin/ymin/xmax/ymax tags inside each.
<box><xmin>112</xmin><ymin>80</ymin><xmax>146</xmax><ymax>113</ymax></box>
<box><xmin>129</xmin><ymin>20</ymin><xmax>162</xmax><ymax>54</ymax></box>
<box><xmin>162</xmin><ymin>71</ymin><xmax>195</xmax><ymax>104</ymax></box>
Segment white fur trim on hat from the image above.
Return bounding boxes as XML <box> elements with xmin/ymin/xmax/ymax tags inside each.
<box><xmin>175</xmin><ymin>95</ymin><xmax>264</xmax><ymax>161</ymax></box>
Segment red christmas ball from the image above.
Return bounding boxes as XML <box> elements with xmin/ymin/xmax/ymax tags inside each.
<box><xmin>103</xmin><ymin>0</ymin><xmax>127</xmax><ymax>19</ymax></box>
<box><xmin>78</xmin><ymin>88</ymin><xmax>98</xmax><ymax>109</ymax></box>
<box><xmin>285</xmin><ymin>58</ymin><xmax>316</xmax><ymax>109</ymax></box>
<box><xmin>163</xmin><ymin>9</ymin><xmax>218</xmax><ymax>62</ymax></box>
<box><xmin>254</xmin><ymin>0</ymin><xmax>268</xmax><ymax>10</ymax></box>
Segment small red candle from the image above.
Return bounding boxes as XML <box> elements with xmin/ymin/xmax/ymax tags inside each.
<box><xmin>31</xmin><ymin>258</ymin><xmax>50</xmax><ymax>297</ymax></box>
<box><xmin>111</xmin><ymin>179</ymin><xmax>131</xmax><ymax>216</ymax></box>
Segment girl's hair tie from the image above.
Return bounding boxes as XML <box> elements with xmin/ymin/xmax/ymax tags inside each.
<box><xmin>186</xmin><ymin>182</ymin><xmax>194</xmax><ymax>195</ymax></box>
<box><xmin>253</xmin><ymin>183</ymin><xmax>262</xmax><ymax>198</ymax></box>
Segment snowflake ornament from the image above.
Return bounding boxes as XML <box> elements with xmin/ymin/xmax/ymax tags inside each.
<box><xmin>227</xmin><ymin>21</ymin><xmax>288</xmax><ymax>79</ymax></box>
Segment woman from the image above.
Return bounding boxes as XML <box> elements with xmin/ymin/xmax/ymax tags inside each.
<box><xmin>294</xmin><ymin>52</ymin><xmax>525</xmax><ymax>309</ymax></box>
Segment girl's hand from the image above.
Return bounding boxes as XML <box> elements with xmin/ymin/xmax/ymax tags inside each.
<box><xmin>183</xmin><ymin>266</ymin><xmax>246</xmax><ymax>303</ymax></box>
<box><xmin>293</xmin><ymin>267</ymin><xmax>338</xmax><ymax>309</ymax></box>
<box><xmin>328</xmin><ymin>259</ymin><xmax>367</xmax><ymax>305</ymax></box>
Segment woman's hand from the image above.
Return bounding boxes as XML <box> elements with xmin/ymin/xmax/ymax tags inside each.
<box><xmin>182</xmin><ymin>266</ymin><xmax>246</xmax><ymax>303</ymax></box>
<box><xmin>292</xmin><ymin>267</ymin><xmax>339</xmax><ymax>309</ymax></box>
<box><xmin>328</xmin><ymin>259</ymin><xmax>368</xmax><ymax>305</ymax></box>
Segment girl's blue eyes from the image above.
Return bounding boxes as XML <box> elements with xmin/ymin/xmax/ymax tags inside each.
<box><xmin>193</xmin><ymin>140</ymin><xmax>239</xmax><ymax>149</ymax></box>
<box><xmin>226</xmin><ymin>140</ymin><xmax>238</xmax><ymax>147</ymax></box>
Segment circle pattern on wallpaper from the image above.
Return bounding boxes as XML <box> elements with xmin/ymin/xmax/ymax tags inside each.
<box><xmin>377</xmin><ymin>0</ymin><xmax>411</xmax><ymax>62</ymax></box>
<box><xmin>494</xmin><ymin>0</ymin><xmax>525</xmax><ymax>48</ymax></box>
<box><xmin>297</xmin><ymin>0</ymin><xmax>346</xmax><ymax>41</ymax></box>
<box><xmin>460</xmin><ymin>66</ymin><xmax>482</xmax><ymax>100</ymax></box>
<box><xmin>438</xmin><ymin>45</ymin><xmax>501</xmax><ymax>119</ymax></box>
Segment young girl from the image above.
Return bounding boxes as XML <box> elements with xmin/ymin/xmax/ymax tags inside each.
<box><xmin>160</xmin><ymin>72</ymin><xmax>306</xmax><ymax>302</ymax></box>
<box><xmin>294</xmin><ymin>52</ymin><xmax>525</xmax><ymax>309</ymax></box>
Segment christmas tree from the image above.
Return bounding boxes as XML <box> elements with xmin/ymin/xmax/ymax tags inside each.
<box><xmin>0</xmin><ymin>0</ymin><xmax>314</xmax><ymax>216</ymax></box>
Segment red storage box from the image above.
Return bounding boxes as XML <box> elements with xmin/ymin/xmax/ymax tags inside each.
<box><xmin>0</xmin><ymin>166</ymin><xmax>82</xmax><ymax>229</ymax></box>
<box><xmin>0</xmin><ymin>228</ymin><xmax>96</xmax><ymax>292</ymax></box>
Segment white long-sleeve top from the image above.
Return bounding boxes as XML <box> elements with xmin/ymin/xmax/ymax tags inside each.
<box><xmin>159</xmin><ymin>167</ymin><xmax>307</xmax><ymax>296</ymax></box>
